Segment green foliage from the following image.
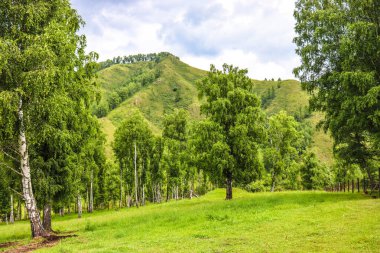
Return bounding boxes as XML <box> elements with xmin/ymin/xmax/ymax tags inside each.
<box><xmin>97</xmin><ymin>52</ymin><xmax>178</xmax><ymax>70</ymax></box>
<box><xmin>294</xmin><ymin>0</ymin><xmax>380</xmax><ymax>182</ymax></box>
<box><xmin>195</xmin><ymin>64</ymin><xmax>267</xmax><ymax>198</ymax></box>
<box><xmin>264</xmin><ymin>111</ymin><xmax>305</xmax><ymax>191</ymax></box>
<box><xmin>301</xmin><ymin>152</ymin><xmax>333</xmax><ymax>190</ymax></box>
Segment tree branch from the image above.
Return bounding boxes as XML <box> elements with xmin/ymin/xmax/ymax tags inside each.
<box><xmin>9</xmin><ymin>187</ymin><xmax>24</xmax><ymax>200</ymax></box>
<box><xmin>0</xmin><ymin>162</ymin><xmax>23</xmax><ymax>176</ymax></box>
<box><xmin>0</xmin><ymin>148</ymin><xmax>20</xmax><ymax>163</ymax></box>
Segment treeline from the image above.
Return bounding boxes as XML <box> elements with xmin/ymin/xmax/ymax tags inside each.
<box><xmin>97</xmin><ymin>52</ymin><xmax>179</xmax><ymax>71</ymax></box>
<box><xmin>93</xmin><ymin>64</ymin><xmax>162</xmax><ymax>117</ymax></box>
<box><xmin>0</xmin><ymin>64</ymin><xmax>331</xmax><ymax>230</ymax></box>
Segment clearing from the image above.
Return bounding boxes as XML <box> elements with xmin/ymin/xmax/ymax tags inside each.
<box><xmin>0</xmin><ymin>189</ymin><xmax>379</xmax><ymax>252</ymax></box>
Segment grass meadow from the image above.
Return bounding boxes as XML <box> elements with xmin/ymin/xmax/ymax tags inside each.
<box><xmin>0</xmin><ymin>189</ymin><xmax>379</xmax><ymax>252</ymax></box>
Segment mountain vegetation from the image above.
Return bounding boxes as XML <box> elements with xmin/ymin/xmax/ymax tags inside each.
<box><xmin>0</xmin><ymin>1</ymin><xmax>379</xmax><ymax>252</ymax></box>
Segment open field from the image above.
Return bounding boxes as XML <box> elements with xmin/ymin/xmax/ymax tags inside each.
<box><xmin>0</xmin><ymin>189</ymin><xmax>379</xmax><ymax>252</ymax></box>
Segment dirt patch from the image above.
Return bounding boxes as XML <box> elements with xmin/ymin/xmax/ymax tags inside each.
<box><xmin>3</xmin><ymin>234</ymin><xmax>77</xmax><ymax>253</ymax></box>
<box><xmin>0</xmin><ymin>242</ymin><xmax>18</xmax><ymax>249</ymax></box>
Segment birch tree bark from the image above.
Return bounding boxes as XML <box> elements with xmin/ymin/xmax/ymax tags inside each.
<box><xmin>77</xmin><ymin>194</ymin><xmax>82</xmax><ymax>218</ymax></box>
<box><xmin>134</xmin><ymin>141</ymin><xmax>139</xmax><ymax>208</ymax></box>
<box><xmin>19</xmin><ymin>99</ymin><xmax>48</xmax><ymax>237</ymax></box>
<box><xmin>89</xmin><ymin>169</ymin><xmax>94</xmax><ymax>213</ymax></box>
<box><xmin>9</xmin><ymin>194</ymin><xmax>14</xmax><ymax>224</ymax></box>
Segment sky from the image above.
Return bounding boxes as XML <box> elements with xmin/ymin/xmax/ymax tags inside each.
<box><xmin>71</xmin><ymin>0</ymin><xmax>298</xmax><ymax>80</ymax></box>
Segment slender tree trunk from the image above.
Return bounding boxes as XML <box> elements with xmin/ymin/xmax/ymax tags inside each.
<box><xmin>152</xmin><ymin>184</ymin><xmax>156</xmax><ymax>203</ymax></box>
<box><xmin>119</xmin><ymin>163</ymin><xmax>123</xmax><ymax>208</ymax></box>
<box><xmin>16</xmin><ymin>199</ymin><xmax>21</xmax><ymax>221</ymax></box>
<box><xmin>9</xmin><ymin>194</ymin><xmax>14</xmax><ymax>224</ymax></box>
<box><xmin>226</xmin><ymin>172</ymin><xmax>233</xmax><ymax>200</ymax></box>
<box><xmin>134</xmin><ymin>141</ymin><xmax>139</xmax><ymax>208</ymax></box>
<box><xmin>77</xmin><ymin>194</ymin><xmax>82</xmax><ymax>218</ymax></box>
<box><xmin>18</xmin><ymin>99</ymin><xmax>48</xmax><ymax>237</ymax></box>
<box><xmin>142</xmin><ymin>184</ymin><xmax>145</xmax><ymax>206</ymax></box>
<box><xmin>42</xmin><ymin>203</ymin><xmax>52</xmax><ymax>232</ymax></box>
<box><xmin>190</xmin><ymin>179</ymin><xmax>194</xmax><ymax>199</ymax></box>
<box><xmin>89</xmin><ymin>170</ymin><xmax>94</xmax><ymax>213</ymax></box>
<box><xmin>86</xmin><ymin>188</ymin><xmax>89</xmax><ymax>212</ymax></box>
<box><xmin>271</xmin><ymin>172</ymin><xmax>276</xmax><ymax>192</ymax></box>
<box><xmin>157</xmin><ymin>183</ymin><xmax>161</xmax><ymax>203</ymax></box>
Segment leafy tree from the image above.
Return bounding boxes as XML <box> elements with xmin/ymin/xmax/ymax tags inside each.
<box><xmin>294</xmin><ymin>0</ymin><xmax>380</xmax><ymax>186</ymax></box>
<box><xmin>196</xmin><ymin>64</ymin><xmax>266</xmax><ymax>199</ymax></box>
<box><xmin>264</xmin><ymin>111</ymin><xmax>304</xmax><ymax>191</ymax></box>
<box><xmin>113</xmin><ymin>113</ymin><xmax>153</xmax><ymax>207</ymax></box>
<box><xmin>301</xmin><ymin>152</ymin><xmax>333</xmax><ymax>190</ymax></box>
<box><xmin>149</xmin><ymin>136</ymin><xmax>165</xmax><ymax>203</ymax></box>
<box><xmin>0</xmin><ymin>0</ymin><xmax>97</xmax><ymax>237</ymax></box>
<box><xmin>162</xmin><ymin>109</ymin><xmax>189</xmax><ymax>200</ymax></box>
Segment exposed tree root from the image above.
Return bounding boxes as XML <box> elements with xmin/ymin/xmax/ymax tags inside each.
<box><xmin>3</xmin><ymin>234</ymin><xmax>77</xmax><ymax>253</ymax></box>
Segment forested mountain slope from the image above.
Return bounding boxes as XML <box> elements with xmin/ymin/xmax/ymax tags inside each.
<box><xmin>95</xmin><ymin>54</ymin><xmax>333</xmax><ymax>165</ymax></box>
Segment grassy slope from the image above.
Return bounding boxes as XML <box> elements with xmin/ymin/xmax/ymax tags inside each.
<box><xmin>1</xmin><ymin>190</ymin><xmax>379</xmax><ymax>252</ymax></box>
<box><xmin>97</xmin><ymin>57</ymin><xmax>333</xmax><ymax>165</ymax></box>
<box><xmin>98</xmin><ymin>56</ymin><xmax>205</xmax><ymax>156</ymax></box>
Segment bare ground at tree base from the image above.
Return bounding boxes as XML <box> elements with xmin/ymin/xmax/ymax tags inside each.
<box><xmin>2</xmin><ymin>234</ymin><xmax>77</xmax><ymax>253</ymax></box>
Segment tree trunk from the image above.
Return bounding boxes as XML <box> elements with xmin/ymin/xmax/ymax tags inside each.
<box><xmin>271</xmin><ymin>172</ymin><xmax>276</xmax><ymax>192</ymax></box>
<box><xmin>226</xmin><ymin>172</ymin><xmax>233</xmax><ymax>200</ymax></box>
<box><xmin>42</xmin><ymin>203</ymin><xmax>52</xmax><ymax>232</ymax></box>
<box><xmin>152</xmin><ymin>184</ymin><xmax>156</xmax><ymax>203</ymax></box>
<box><xmin>77</xmin><ymin>194</ymin><xmax>82</xmax><ymax>218</ymax></box>
<box><xmin>119</xmin><ymin>163</ymin><xmax>123</xmax><ymax>208</ymax></box>
<box><xmin>134</xmin><ymin>141</ymin><xmax>139</xmax><ymax>208</ymax></box>
<box><xmin>9</xmin><ymin>194</ymin><xmax>14</xmax><ymax>224</ymax></box>
<box><xmin>16</xmin><ymin>199</ymin><xmax>21</xmax><ymax>221</ymax></box>
<box><xmin>89</xmin><ymin>170</ymin><xmax>94</xmax><ymax>213</ymax></box>
<box><xmin>142</xmin><ymin>184</ymin><xmax>145</xmax><ymax>206</ymax></box>
<box><xmin>157</xmin><ymin>183</ymin><xmax>161</xmax><ymax>203</ymax></box>
<box><xmin>18</xmin><ymin>99</ymin><xmax>48</xmax><ymax>237</ymax></box>
<box><xmin>86</xmin><ymin>188</ymin><xmax>89</xmax><ymax>212</ymax></box>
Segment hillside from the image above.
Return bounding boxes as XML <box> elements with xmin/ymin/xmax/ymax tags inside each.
<box><xmin>95</xmin><ymin>54</ymin><xmax>333</xmax><ymax>165</ymax></box>
<box><xmin>1</xmin><ymin>190</ymin><xmax>378</xmax><ymax>252</ymax></box>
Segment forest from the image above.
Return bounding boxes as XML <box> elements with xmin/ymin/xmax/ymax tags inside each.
<box><xmin>0</xmin><ymin>0</ymin><xmax>379</xmax><ymax>252</ymax></box>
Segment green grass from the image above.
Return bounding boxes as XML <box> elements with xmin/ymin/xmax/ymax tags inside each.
<box><xmin>1</xmin><ymin>189</ymin><xmax>379</xmax><ymax>252</ymax></box>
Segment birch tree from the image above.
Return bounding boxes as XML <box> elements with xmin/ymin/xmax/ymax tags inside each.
<box><xmin>0</xmin><ymin>0</ymin><xmax>97</xmax><ymax>237</ymax></box>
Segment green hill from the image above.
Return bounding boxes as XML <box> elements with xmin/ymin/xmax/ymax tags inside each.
<box><xmin>95</xmin><ymin>54</ymin><xmax>333</xmax><ymax>165</ymax></box>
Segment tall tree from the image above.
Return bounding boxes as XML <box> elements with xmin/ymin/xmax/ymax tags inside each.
<box><xmin>196</xmin><ymin>64</ymin><xmax>266</xmax><ymax>199</ymax></box>
<box><xmin>0</xmin><ymin>0</ymin><xmax>97</xmax><ymax>237</ymax></box>
<box><xmin>113</xmin><ymin>113</ymin><xmax>153</xmax><ymax>207</ymax></box>
<box><xmin>294</xmin><ymin>0</ymin><xmax>380</xmax><ymax>185</ymax></box>
<box><xmin>264</xmin><ymin>111</ymin><xmax>303</xmax><ymax>191</ymax></box>
<box><xmin>162</xmin><ymin>109</ymin><xmax>188</xmax><ymax>201</ymax></box>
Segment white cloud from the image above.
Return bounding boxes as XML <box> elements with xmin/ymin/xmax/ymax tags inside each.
<box><xmin>71</xmin><ymin>0</ymin><xmax>298</xmax><ymax>80</ymax></box>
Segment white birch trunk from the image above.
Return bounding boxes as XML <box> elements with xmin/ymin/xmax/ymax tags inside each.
<box><xmin>134</xmin><ymin>141</ymin><xmax>139</xmax><ymax>208</ymax></box>
<box><xmin>89</xmin><ymin>170</ymin><xmax>93</xmax><ymax>213</ymax></box>
<box><xmin>77</xmin><ymin>194</ymin><xmax>82</xmax><ymax>218</ymax></box>
<box><xmin>142</xmin><ymin>184</ymin><xmax>145</xmax><ymax>206</ymax></box>
<box><xmin>9</xmin><ymin>194</ymin><xmax>14</xmax><ymax>224</ymax></box>
<box><xmin>119</xmin><ymin>164</ymin><xmax>123</xmax><ymax>208</ymax></box>
<box><xmin>18</xmin><ymin>99</ymin><xmax>47</xmax><ymax>237</ymax></box>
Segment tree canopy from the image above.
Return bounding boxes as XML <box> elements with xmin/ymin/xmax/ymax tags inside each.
<box><xmin>294</xmin><ymin>0</ymin><xmax>380</xmax><ymax>184</ymax></box>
